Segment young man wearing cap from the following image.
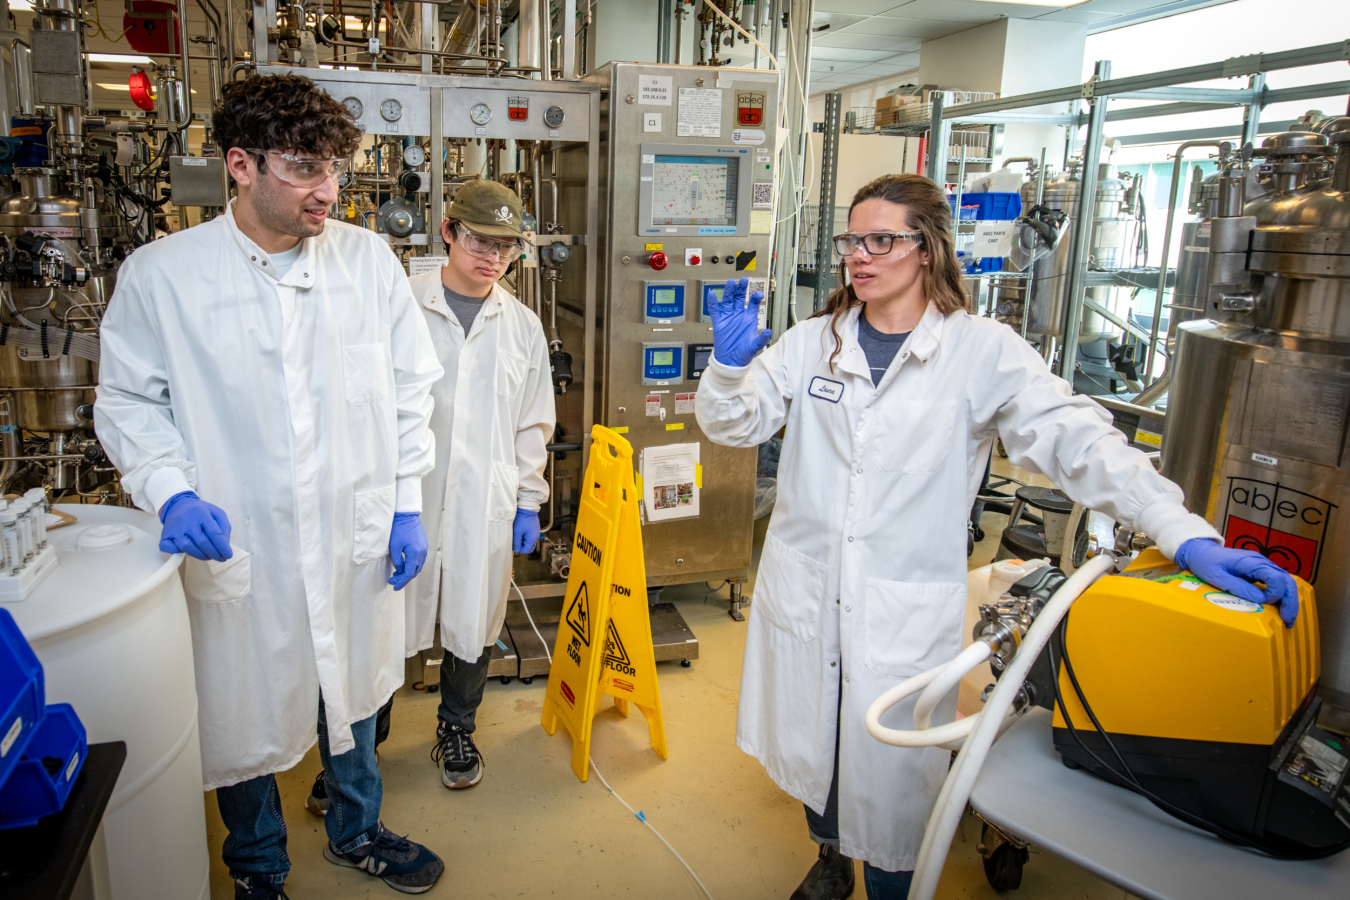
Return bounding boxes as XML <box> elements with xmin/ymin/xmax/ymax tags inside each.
<box><xmin>304</xmin><ymin>180</ymin><xmax>553</xmax><ymax>801</ymax></box>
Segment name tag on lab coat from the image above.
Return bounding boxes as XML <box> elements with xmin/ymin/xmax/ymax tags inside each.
<box><xmin>808</xmin><ymin>376</ymin><xmax>843</xmax><ymax>403</ymax></box>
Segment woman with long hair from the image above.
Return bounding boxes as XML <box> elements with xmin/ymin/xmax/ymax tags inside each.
<box><xmin>695</xmin><ymin>173</ymin><xmax>1296</xmax><ymax>900</ymax></box>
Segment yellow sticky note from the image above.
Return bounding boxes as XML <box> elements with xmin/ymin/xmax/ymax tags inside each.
<box><xmin>750</xmin><ymin>209</ymin><xmax>773</xmax><ymax>234</ymax></box>
<box><xmin>665</xmin><ymin>423</ymin><xmax>684</xmax><ymax>431</ymax></box>
<box><xmin>645</xmin><ymin>243</ymin><xmax>664</xmax><ymax>252</ymax></box>
<box><xmin>614</xmin><ymin>426</ymin><xmax>629</xmax><ymax>434</ymax></box>
<box><xmin>695</xmin><ymin>464</ymin><xmax>702</xmax><ymax>489</ymax></box>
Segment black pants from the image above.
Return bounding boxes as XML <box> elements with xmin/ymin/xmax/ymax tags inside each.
<box><xmin>372</xmin><ymin>645</ymin><xmax>493</xmax><ymax>748</ymax></box>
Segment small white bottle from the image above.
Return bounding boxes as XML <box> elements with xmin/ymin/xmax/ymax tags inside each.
<box><xmin>12</xmin><ymin>500</ymin><xmax>34</xmax><ymax>563</ymax></box>
<box><xmin>0</xmin><ymin>510</ymin><xmax>20</xmax><ymax>574</ymax></box>
<box><xmin>24</xmin><ymin>489</ymin><xmax>48</xmax><ymax>548</ymax></box>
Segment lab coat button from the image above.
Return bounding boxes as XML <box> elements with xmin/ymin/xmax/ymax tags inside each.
<box><xmin>845</xmin><ymin>675</ymin><xmax>850</xmax><ymax>683</ymax></box>
<box><xmin>847</xmin><ymin>536</ymin><xmax>854</xmax><ymax>542</ymax></box>
<box><xmin>856</xmin><ymin>468</ymin><xmax>863</xmax><ymax>474</ymax></box>
<box><xmin>845</xmin><ymin>606</ymin><xmax>851</xmax><ymax>612</ymax></box>
<box><xmin>830</xmin><ymin>661</ymin><xmax>836</xmax><ymax>667</ymax></box>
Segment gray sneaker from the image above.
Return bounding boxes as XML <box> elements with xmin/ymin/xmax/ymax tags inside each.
<box><xmin>323</xmin><ymin>823</ymin><xmax>445</xmax><ymax>894</ymax></box>
<box><xmin>303</xmin><ymin>770</ymin><xmax>328</xmax><ymax>816</ymax></box>
<box><xmin>431</xmin><ymin>722</ymin><xmax>483</xmax><ymax>789</ymax></box>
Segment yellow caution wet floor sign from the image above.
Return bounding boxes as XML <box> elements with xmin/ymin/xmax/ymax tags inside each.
<box><xmin>542</xmin><ymin>425</ymin><xmax>668</xmax><ymax>781</ymax></box>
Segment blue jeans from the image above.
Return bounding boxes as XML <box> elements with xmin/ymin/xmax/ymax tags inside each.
<box><xmin>804</xmin><ymin>674</ymin><xmax>914</xmax><ymax>900</ymax></box>
<box><xmin>216</xmin><ymin>699</ymin><xmax>383</xmax><ymax>884</ymax></box>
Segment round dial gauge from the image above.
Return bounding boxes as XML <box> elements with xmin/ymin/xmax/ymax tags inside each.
<box><xmin>469</xmin><ymin>102</ymin><xmax>492</xmax><ymax>126</ymax></box>
<box><xmin>380</xmin><ymin>98</ymin><xmax>403</xmax><ymax>122</ymax></box>
<box><xmin>342</xmin><ymin>96</ymin><xmax>364</xmax><ymax>120</ymax></box>
<box><xmin>543</xmin><ymin>105</ymin><xmax>565</xmax><ymax>128</ymax></box>
<box><xmin>402</xmin><ymin>144</ymin><xmax>426</xmax><ymax>167</ymax></box>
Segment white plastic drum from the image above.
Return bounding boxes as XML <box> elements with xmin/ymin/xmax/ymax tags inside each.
<box><xmin>9</xmin><ymin>505</ymin><xmax>208</xmax><ymax>900</ymax></box>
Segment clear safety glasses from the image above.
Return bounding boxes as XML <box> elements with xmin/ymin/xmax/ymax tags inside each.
<box><xmin>456</xmin><ymin>224</ymin><xmax>524</xmax><ymax>262</ymax></box>
<box><xmin>832</xmin><ymin>230</ymin><xmax>924</xmax><ymax>259</ymax></box>
<box><xmin>250</xmin><ymin>149</ymin><xmax>350</xmax><ymax>188</ymax></box>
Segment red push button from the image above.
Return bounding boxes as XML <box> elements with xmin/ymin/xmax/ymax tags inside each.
<box><xmin>648</xmin><ymin>252</ymin><xmax>668</xmax><ymax>271</ymax></box>
<box><xmin>689</xmin><ymin>254</ymin><xmax>701</xmax><ymax>266</ymax></box>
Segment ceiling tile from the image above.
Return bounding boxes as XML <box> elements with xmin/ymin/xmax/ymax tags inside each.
<box><xmin>1073</xmin><ymin>0</ymin><xmax>1177</xmax><ymax>12</ymax></box>
<box><xmin>838</xmin><ymin>16</ymin><xmax>971</xmax><ymax>40</ymax></box>
<box><xmin>810</xmin><ymin>47</ymin><xmax>900</xmax><ymax>63</ymax></box>
<box><xmin>813</xmin><ymin>31</ymin><xmax>924</xmax><ymax>53</ymax></box>
<box><xmin>881</xmin><ymin>0</ymin><xmax>1071</xmax><ymax>24</ymax></box>
<box><xmin>810</xmin><ymin>60</ymin><xmax>870</xmax><ymax>75</ymax></box>
<box><xmin>812</xmin><ymin>11</ymin><xmax>870</xmax><ymax>30</ymax></box>
<box><xmin>1032</xmin><ymin>7</ymin><xmax>1119</xmax><ymax>20</ymax></box>
<box><xmin>815</xmin><ymin>0</ymin><xmax>916</xmax><ymax>14</ymax></box>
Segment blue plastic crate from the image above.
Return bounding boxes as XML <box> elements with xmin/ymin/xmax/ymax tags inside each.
<box><xmin>0</xmin><ymin>609</ymin><xmax>43</xmax><ymax>792</ymax></box>
<box><xmin>0</xmin><ymin>704</ymin><xmax>86</xmax><ymax>829</ymax></box>
<box><xmin>969</xmin><ymin>192</ymin><xmax>1022</xmax><ymax>221</ymax></box>
<box><xmin>947</xmin><ymin>197</ymin><xmax>978</xmax><ymax>220</ymax></box>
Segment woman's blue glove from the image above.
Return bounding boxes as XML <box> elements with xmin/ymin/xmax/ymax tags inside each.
<box><xmin>513</xmin><ymin>508</ymin><xmax>540</xmax><ymax>555</ymax></box>
<box><xmin>388</xmin><ymin>512</ymin><xmax>428</xmax><ymax>590</ymax></box>
<box><xmin>1173</xmin><ymin>538</ymin><xmax>1300</xmax><ymax>627</ymax></box>
<box><xmin>710</xmin><ymin>277</ymin><xmax>772</xmax><ymax>368</ymax></box>
<box><xmin>159</xmin><ymin>491</ymin><xmax>232</xmax><ymax>561</ymax></box>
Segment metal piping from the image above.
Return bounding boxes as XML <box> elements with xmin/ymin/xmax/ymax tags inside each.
<box><xmin>174</xmin><ymin>0</ymin><xmax>193</xmax><ymax>131</ymax></box>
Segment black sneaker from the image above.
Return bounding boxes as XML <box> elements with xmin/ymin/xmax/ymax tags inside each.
<box><xmin>431</xmin><ymin>722</ymin><xmax>483</xmax><ymax>789</ymax></box>
<box><xmin>323</xmin><ymin>823</ymin><xmax>445</xmax><ymax>894</ymax></box>
<box><xmin>790</xmin><ymin>843</ymin><xmax>855</xmax><ymax>900</ymax></box>
<box><xmin>304</xmin><ymin>769</ymin><xmax>329</xmax><ymax>817</ymax></box>
<box><xmin>234</xmin><ymin>876</ymin><xmax>289</xmax><ymax>899</ymax></box>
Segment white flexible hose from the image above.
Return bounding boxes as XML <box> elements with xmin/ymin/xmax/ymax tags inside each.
<box><xmin>906</xmin><ymin>554</ymin><xmax>1116</xmax><ymax>900</ymax></box>
<box><xmin>865</xmin><ymin>642</ymin><xmax>997</xmax><ymax>750</ymax></box>
<box><xmin>914</xmin><ymin>641</ymin><xmax>993</xmax><ymax>730</ymax></box>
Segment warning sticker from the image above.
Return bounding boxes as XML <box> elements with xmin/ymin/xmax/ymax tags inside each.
<box><xmin>565</xmin><ymin>582</ymin><xmax>591</xmax><ymax>646</ymax></box>
<box><xmin>646</xmin><ymin>394</ymin><xmax>661</xmax><ymax>416</ymax></box>
<box><xmin>675</xmin><ymin>393</ymin><xmax>695</xmax><ymax>415</ymax></box>
<box><xmin>605</xmin><ymin>620</ymin><xmax>635</xmax><ymax>676</ymax></box>
<box><xmin>677</xmin><ymin>87</ymin><xmax>722</xmax><ymax>138</ymax></box>
<box><xmin>1221</xmin><ymin>476</ymin><xmax>1335</xmax><ymax>583</ymax></box>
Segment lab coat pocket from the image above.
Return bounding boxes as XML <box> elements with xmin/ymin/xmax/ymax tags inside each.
<box><xmin>352</xmin><ymin>485</ymin><xmax>396</xmax><ymax>564</ymax></box>
<box><xmin>875</xmin><ymin>399</ymin><xmax>957</xmax><ymax>474</ymax></box>
<box><xmin>496</xmin><ymin>354</ymin><xmax>527</xmax><ymax>399</ymax></box>
<box><xmin>863</xmin><ymin>579</ymin><xmax>965</xmax><ymax>679</ymax></box>
<box><xmin>343</xmin><ymin>343</ymin><xmax>391</xmax><ymax>405</ymax></box>
<box><xmin>753</xmin><ymin>532</ymin><xmax>827</xmax><ymax>642</ymax></box>
<box><xmin>184</xmin><ymin>548</ymin><xmax>252</xmax><ymax>605</ymax></box>
<box><xmin>488</xmin><ymin>462</ymin><xmax>519</xmax><ymax>523</ymax></box>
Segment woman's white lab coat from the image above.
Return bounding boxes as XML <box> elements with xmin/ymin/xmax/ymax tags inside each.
<box><xmin>695</xmin><ymin>303</ymin><xmax>1219</xmax><ymax>871</ymax></box>
<box><xmin>95</xmin><ymin>206</ymin><xmax>442</xmax><ymax>790</ymax></box>
<box><xmin>403</xmin><ymin>271</ymin><xmax>554</xmax><ymax>663</ymax></box>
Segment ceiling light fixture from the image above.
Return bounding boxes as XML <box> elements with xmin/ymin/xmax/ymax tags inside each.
<box><xmin>89</xmin><ymin>53</ymin><xmax>155</xmax><ymax>65</ymax></box>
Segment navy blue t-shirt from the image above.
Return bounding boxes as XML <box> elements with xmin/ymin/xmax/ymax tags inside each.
<box><xmin>858</xmin><ymin>309</ymin><xmax>910</xmax><ymax>386</ymax></box>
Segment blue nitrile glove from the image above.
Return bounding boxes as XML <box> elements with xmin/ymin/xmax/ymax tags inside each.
<box><xmin>513</xmin><ymin>508</ymin><xmax>540</xmax><ymax>555</ymax></box>
<box><xmin>710</xmin><ymin>276</ymin><xmax>773</xmax><ymax>368</ymax></box>
<box><xmin>159</xmin><ymin>491</ymin><xmax>233</xmax><ymax>562</ymax></box>
<box><xmin>388</xmin><ymin>512</ymin><xmax>428</xmax><ymax>591</ymax></box>
<box><xmin>1173</xmin><ymin>538</ymin><xmax>1300</xmax><ymax>627</ymax></box>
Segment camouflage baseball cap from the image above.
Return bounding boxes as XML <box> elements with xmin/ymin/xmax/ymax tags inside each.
<box><xmin>447</xmin><ymin>179</ymin><xmax>525</xmax><ymax>239</ymax></box>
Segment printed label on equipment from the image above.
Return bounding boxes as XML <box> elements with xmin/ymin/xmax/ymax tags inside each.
<box><xmin>408</xmin><ymin>256</ymin><xmax>447</xmax><ymax>276</ymax></box>
<box><xmin>809</xmin><ymin>376</ymin><xmax>843</xmax><ymax>403</ymax></box>
<box><xmin>646</xmin><ymin>394</ymin><xmax>661</xmax><ymax>416</ymax></box>
<box><xmin>732</xmin><ymin>128</ymin><xmax>765</xmax><ymax>145</ymax></box>
<box><xmin>1205</xmin><ymin>591</ymin><xmax>1264</xmax><ymax>614</ymax></box>
<box><xmin>677</xmin><ymin>87</ymin><xmax>723</xmax><ymax>138</ymax></box>
<box><xmin>181</xmin><ymin>158</ymin><xmax>208</xmax><ymax>167</ymax></box>
<box><xmin>1221</xmin><ymin>475</ymin><xmax>1334</xmax><ymax>584</ymax></box>
<box><xmin>1252</xmin><ymin>452</ymin><xmax>1278</xmax><ymax>466</ymax></box>
<box><xmin>66</xmin><ymin>751</ymin><xmax>79</xmax><ymax>781</ymax></box>
<box><xmin>638</xmin><ymin>74</ymin><xmax>673</xmax><ymax>106</ymax></box>
<box><xmin>675</xmin><ymin>393</ymin><xmax>695</xmax><ymax>415</ymax></box>
<box><xmin>736</xmin><ymin>91</ymin><xmax>766</xmax><ymax>126</ymax></box>
<box><xmin>1135</xmin><ymin>429</ymin><xmax>1162</xmax><ymax>447</ymax></box>
<box><xmin>750</xmin><ymin>209</ymin><xmax>773</xmax><ymax>234</ymax></box>
<box><xmin>1</xmin><ymin>716</ymin><xmax>20</xmax><ymax>757</ymax></box>
<box><xmin>753</xmin><ymin>182</ymin><xmax>775</xmax><ymax>208</ymax></box>
<box><xmin>644</xmin><ymin>112</ymin><xmax>662</xmax><ymax>132</ymax></box>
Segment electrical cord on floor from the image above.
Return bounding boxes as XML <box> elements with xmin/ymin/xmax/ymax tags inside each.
<box><xmin>510</xmin><ymin>579</ymin><xmax>717</xmax><ymax>899</ymax></box>
<box><xmin>1049</xmin><ymin>617</ymin><xmax>1350</xmax><ymax>861</ymax></box>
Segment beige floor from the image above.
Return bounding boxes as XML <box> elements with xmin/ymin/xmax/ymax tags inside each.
<box><xmin>206</xmin><ymin>458</ymin><xmax>1137</xmax><ymax>899</ymax></box>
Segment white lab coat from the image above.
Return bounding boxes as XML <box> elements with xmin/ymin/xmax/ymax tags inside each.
<box><xmin>403</xmin><ymin>272</ymin><xmax>553</xmax><ymax>663</ymax></box>
<box><xmin>95</xmin><ymin>204</ymin><xmax>442</xmax><ymax>790</ymax></box>
<box><xmin>695</xmin><ymin>303</ymin><xmax>1219</xmax><ymax>871</ymax></box>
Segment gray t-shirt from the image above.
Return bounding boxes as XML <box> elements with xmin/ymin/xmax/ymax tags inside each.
<box><xmin>858</xmin><ymin>309</ymin><xmax>910</xmax><ymax>386</ymax></box>
<box><xmin>268</xmin><ymin>242</ymin><xmax>304</xmax><ymax>278</ymax></box>
<box><xmin>444</xmin><ymin>284</ymin><xmax>489</xmax><ymax>335</ymax></box>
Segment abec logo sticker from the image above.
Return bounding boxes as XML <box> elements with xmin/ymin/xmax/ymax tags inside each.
<box><xmin>809</xmin><ymin>376</ymin><xmax>843</xmax><ymax>403</ymax></box>
<box><xmin>1205</xmin><ymin>591</ymin><xmax>1264</xmax><ymax>614</ymax></box>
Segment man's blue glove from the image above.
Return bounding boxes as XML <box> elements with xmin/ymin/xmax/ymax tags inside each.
<box><xmin>388</xmin><ymin>512</ymin><xmax>428</xmax><ymax>591</ymax></box>
<box><xmin>710</xmin><ymin>277</ymin><xmax>773</xmax><ymax>368</ymax></box>
<box><xmin>513</xmin><ymin>508</ymin><xmax>540</xmax><ymax>555</ymax></box>
<box><xmin>1173</xmin><ymin>538</ymin><xmax>1300</xmax><ymax>627</ymax></box>
<box><xmin>159</xmin><ymin>491</ymin><xmax>232</xmax><ymax>561</ymax></box>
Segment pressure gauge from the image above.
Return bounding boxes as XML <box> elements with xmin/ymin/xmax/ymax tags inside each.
<box><xmin>380</xmin><ymin>98</ymin><xmax>403</xmax><ymax>122</ymax></box>
<box><xmin>402</xmin><ymin>144</ymin><xmax>426</xmax><ymax>167</ymax></box>
<box><xmin>469</xmin><ymin>102</ymin><xmax>492</xmax><ymax>126</ymax></box>
<box><xmin>342</xmin><ymin>96</ymin><xmax>363</xmax><ymax>120</ymax></box>
<box><xmin>543</xmin><ymin>105</ymin><xmax>565</xmax><ymax>128</ymax></box>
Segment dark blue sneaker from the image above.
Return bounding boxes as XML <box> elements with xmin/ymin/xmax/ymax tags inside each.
<box><xmin>323</xmin><ymin>823</ymin><xmax>445</xmax><ymax>894</ymax></box>
<box><xmin>234</xmin><ymin>876</ymin><xmax>289</xmax><ymax>899</ymax></box>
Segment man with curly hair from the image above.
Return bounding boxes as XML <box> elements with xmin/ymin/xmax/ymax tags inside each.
<box><xmin>95</xmin><ymin>74</ymin><xmax>446</xmax><ymax>897</ymax></box>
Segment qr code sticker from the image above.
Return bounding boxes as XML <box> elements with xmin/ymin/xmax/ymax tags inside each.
<box><xmin>753</xmin><ymin>182</ymin><xmax>774</xmax><ymax>208</ymax></box>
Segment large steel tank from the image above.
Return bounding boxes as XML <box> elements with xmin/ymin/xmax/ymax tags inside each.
<box><xmin>1162</xmin><ymin>127</ymin><xmax>1350</xmax><ymax>707</ymax></box>
<box><xmin>1171</xmin><ymin>168</ymin><xmax>1219</xmax><ymax>329</ymax></box>
<box><xmin>993</xmin><ymin>162</ymin><xmax>1139</xmax><ymax>341</ymax></box>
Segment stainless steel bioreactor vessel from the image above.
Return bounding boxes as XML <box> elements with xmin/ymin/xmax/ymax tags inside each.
<box><xmin>1162</xmin><ymin>126</ymin><xmax>1350</xmax><ymax>707</ymax></box>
